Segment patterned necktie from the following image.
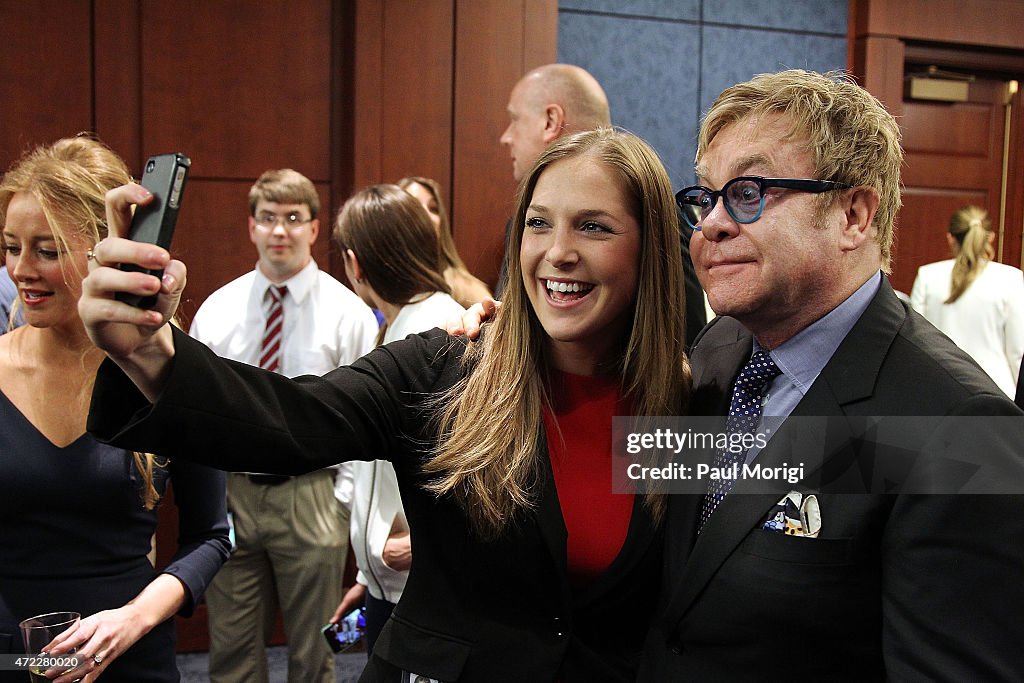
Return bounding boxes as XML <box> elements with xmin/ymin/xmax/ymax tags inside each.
<box><xmin>259</xmin><ymin>285</ymin><xmax>287</xmax><ymax>373</ymax></box>
<box><xmin>699</xmin><ymin>349</ymin><xmax>781</xmax><ymax>532</ymax></box>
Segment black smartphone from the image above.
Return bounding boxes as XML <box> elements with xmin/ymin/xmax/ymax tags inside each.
<box><xmin>116</xmin><ymin>152</ymin><xmax>190</xmax><ymax>308</ymax></box>
<box><xmin>321</xmin><ymin>608</ymin><xmax>365</xmax><ymax>653</ymax></box>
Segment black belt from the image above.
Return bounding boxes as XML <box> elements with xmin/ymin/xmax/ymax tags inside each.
<box><xmin>244</xmin><ymin>473</ymin><xmax>295</xmax><ymax>486</ymax></box>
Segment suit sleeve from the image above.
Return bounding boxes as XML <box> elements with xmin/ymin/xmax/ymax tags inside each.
<box><xmin>882</xmin><ymin>393</ymin><xmax>1024</xmax><ymax>680</ymax></box>
<box><xmin>87</xmin><ymin>325</ymin><xmax>464</xmax><ymax>475</ymax></box>
<box><xmin>160</xmin><ymin>458</ymin><xmax>231</xmax><ymax>616</ymax></box>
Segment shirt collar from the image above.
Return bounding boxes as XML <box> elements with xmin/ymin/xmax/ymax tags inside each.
<box><xmin>252</xmin><ymin>259</ymin><xmax>318</xmax><ymax>305</ymax></box>
<box><xmin>756</xmin><ymin>271</ymin><xmax>882</xmax><ymax>395</ymax></box>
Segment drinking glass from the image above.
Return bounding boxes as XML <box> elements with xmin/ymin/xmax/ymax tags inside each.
<box><xmin>18</xmin><ymin>612</ymin><xmax>80</xmax><ymax>682</ymax></box>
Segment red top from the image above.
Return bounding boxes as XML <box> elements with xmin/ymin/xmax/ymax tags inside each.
<box><xmin>543</xmin><ymin>370</ymin><xmax>634</xmax><ymax>591</ymax></box>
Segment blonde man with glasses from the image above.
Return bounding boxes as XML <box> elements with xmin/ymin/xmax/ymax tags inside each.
<box><xmin>641</xmin><ymin>70</ymin><xmax>1024</xmax><ymax>681</ymax></box>
<box><xmin>189</xmin><ymin>169</ymin><xmax>378</xmax><ymax>683</ymax></box>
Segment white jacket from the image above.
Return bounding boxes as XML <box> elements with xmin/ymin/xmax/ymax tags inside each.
<box><xmin>911</xmin><ymin>259</ymin><xmax>1024</xmax><ymax>398</ymax></box>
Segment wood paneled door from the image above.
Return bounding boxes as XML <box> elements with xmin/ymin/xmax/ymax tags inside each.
<box><xmin>851</xmin><ymin>0</ymin><xmax>1024</xmax><ymax>294</ymax></box>
<box><xmin>897</xmin><ymin>73</ymin><xmax>1021</xmax><ymax>294</ymax></box>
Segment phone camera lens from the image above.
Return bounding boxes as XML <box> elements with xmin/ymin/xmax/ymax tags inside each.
<box><xmin>146</xmin><ymin>160</ymin><xmax>156</xmax><ymax>173</ymax></box>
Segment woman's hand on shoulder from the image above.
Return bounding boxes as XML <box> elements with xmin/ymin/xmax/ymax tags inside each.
<box><xmin>444</xmin><ymin>296</ymin><xmax>501</xmax><ymax>340</ymax></box>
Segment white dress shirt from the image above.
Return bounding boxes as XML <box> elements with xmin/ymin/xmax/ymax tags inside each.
<box><xmin>189</xmin><ymin>260</ymin><xmax>380</xmax><ymax>502</ymax></box>
<box><xmin>911</xmin><ymin>259</ymin><xmax>1024</xmax><ymax>398</ymax></box>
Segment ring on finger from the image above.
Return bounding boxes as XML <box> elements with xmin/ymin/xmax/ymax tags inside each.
<box><xmin>92</xmin><ymin>654</ymin><xmax>103</xmax><ymax>665</ymax></box>
<box><xmin>86</xmin><ymin>248</ymin><xmax>95</xmax><ymax>261</ymax></box>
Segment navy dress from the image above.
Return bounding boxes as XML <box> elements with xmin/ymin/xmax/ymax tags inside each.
<box><xmin>0</xmin><ymin>390</ymin><xmax>230</xmax><ymax>682</ymax></box>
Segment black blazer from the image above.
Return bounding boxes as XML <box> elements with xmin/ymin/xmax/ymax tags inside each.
<box><xmin>640</xmin><ymin>280</ymin><xmax>1024</xmax><ymax>681</ymax></box>
<box><xmin>89</xmin><ymin>327</ymin><xmax>661</xmax><ymax>683</ymax></box>
<box><xmin>1015</xmin><ymin>358</ymin><xmax>1024</xmax><ymax>409</ymax></box>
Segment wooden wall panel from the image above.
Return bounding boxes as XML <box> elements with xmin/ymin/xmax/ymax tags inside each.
<box><xmin>0</xmin><ymin>0</ymin><xmax>93</xmax><ymax>169</ymax></box>
<box><xmin>378</xmin><ymin>1</ymin><xmax>454</xmax><ymax>187</ymax></box>
<box><xmin>350</xmin><ymin>0</ymin><xmax>386</xmax><ymax>191</ymax></box>
<box><xmin>94</xmin><ymin>0</ymin><xmax>142</xmax><ymax>172</ymax></box>
<box><xmin>452</xmin><ymin>0</ymin><xmax>558</xmax><ymax>288</ymax></box>
<box><xmin>349</xmin><ymin>1</ymin><xmax>454</xmax><ymax>192</ymax></box>
<box><xmin>893</xmin><ymin>79</ymin><xmax>1011</xmax><ymax>292</ymax></box>
<box><xmin>852</xmin><ymin>35</ymin><xmax>904</xmax><ymax>117</ymax></box>
<box><xmin>856</xmin><ymin>0</ymin><xmax>1024</xmax><ymax>50</ymax></box>
<box><xmin>853</xmin><ymin>0</ymin><xmax>1024</xmax><ymax>290</ymax></box>
<box><xmin>140</xmin><ymin>0</ymin><xmax>332</xmax><ymax>182</ymax></box>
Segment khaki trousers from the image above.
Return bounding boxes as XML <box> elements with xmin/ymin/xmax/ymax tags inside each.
<box><xmin>206</xmin><ymin>469</ymin><xmax>349</xmax><ymax>683</ymax></box>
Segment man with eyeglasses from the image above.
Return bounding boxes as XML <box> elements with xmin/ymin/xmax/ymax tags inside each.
<box><xmin>640</xmin><ymin>70</ymin><xmax>1024</xmax><ymax>680</ymax></box>
<box><xmin>189</xmin><ymin>169</ymin><xmax>378</xmax><ymax>683</ymax></box>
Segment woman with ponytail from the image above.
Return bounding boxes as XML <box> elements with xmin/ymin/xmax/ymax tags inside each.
<box><xmin>911</xmin><ymin>205</ymin><xmax>1024</xmax><ymax>397</ymax></box>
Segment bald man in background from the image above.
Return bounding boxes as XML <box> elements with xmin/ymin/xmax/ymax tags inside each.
<box><xmin>498</xmin><ymin>64</ymin><xmax>707</xmax><ymax>345</ymax></box>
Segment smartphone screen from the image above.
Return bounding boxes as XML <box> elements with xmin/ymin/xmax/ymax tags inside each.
<box><xmin>322</xmin><ymin>608</ymin><xmax>366</xmax><ymax>653</ymax></box>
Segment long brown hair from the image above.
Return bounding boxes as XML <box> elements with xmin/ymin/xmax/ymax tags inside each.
<box><xmin>946</xmin><ymin>205</ymin><xmax>993</xmax><ymax>304</ymax></box>
<box><xmin>424</xmin><ymin>128</ymin><xmax>690</xmax><ymax>538</ymax></box>
<box><xmin>0</xmin><ymin>135</ymin><xmax>165</xmax><ymax>508</ymax></box>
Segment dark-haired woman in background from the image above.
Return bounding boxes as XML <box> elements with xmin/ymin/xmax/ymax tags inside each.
<box><xmin>328</xmin><ymin>183</ymin><xmax>464</xmax><ymax>653</ymax></box>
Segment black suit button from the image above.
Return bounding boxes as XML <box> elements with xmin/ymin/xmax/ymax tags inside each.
<box><xmin>670</xmin><ymin>643</ymin><xmax>684</xmax><ymax>655</ymax></box>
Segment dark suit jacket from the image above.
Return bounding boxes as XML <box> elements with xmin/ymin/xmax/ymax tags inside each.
<box><xmin>640</xmin><ymin>280</ymin><xmax>1024</xmax><ymax>681</ymax></box>
<box><xmin>1015</xmin><ymin>359</ymin><xmax>1024</xmax><ymax>409</ymax></box>
<box><xmin>88</xmin><ymin>327</ymin><xmax>661</xmax><ymax>683</ymax></box>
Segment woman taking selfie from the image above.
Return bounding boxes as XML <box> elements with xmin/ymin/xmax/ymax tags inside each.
<box><xmin>0</xmin><ymin>136</ymin><xmax>230</xmax><ymax>682</ymax></box>
<box><xmin>81</xmin><ymin>128</ymin><xmax>689</xmax><ymax>682</ymax></box>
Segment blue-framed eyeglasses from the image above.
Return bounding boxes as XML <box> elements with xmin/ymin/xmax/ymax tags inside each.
<box><xmin>676</xmin><ymin>176</ymin><xmax>851</xmax><ymax>230</ymax></box>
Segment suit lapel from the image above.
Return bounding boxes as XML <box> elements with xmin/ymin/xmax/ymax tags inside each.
<box><xmin>662</xmin><ymin>282</ymin><xmax>907</xmax><ymax>627</ymax></box>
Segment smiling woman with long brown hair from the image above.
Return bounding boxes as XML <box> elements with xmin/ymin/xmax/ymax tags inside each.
<box><xmin>80</xmin><ymin>128</ymin><xmax>689</xmax><ymax>682</ymax></box>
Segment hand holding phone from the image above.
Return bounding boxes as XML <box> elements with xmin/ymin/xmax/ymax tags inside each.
<box><xmin>116</xmin><ymin>153</ymin><xmax>190</xmax><ymax>308</ymax></box>
<box><xmin>322</xmin><ymin>607</ymin><xmax>366</xmax><ymax>653</ymax></box>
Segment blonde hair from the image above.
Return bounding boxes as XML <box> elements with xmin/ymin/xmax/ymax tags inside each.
<box><xmin>248</xmin><ymin>168</ymin><xmax>320</xmax><ymax>219</ymax></box>
<box><xmin>699</xmin><ymin>70</ymin><xmax>903</xmax><ymax>271</ymax></box>
<box><xmin>946</xmin><ymin>205</ymin><xmax>993</xmax><ymax>304</ymax></box>
<box><xmin>333</xmin><ymin>184</ymin><xmax>450</xmax><ymax>343</ymax></box>
<box><xmin>424</xmin><ymin>128</ymin><xmax>690</xmax><ymax>538</ymax></box>
<box><xmin>0</xmin><ymin>135</ymin><xmax>164</xmax><ymax>508</ymax></box>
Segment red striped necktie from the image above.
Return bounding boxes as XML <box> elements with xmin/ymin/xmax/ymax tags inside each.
<box><xmin>259</xmin><ymin>285</ymin><xmax>287</xmax><ymax>373</ymax></box>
